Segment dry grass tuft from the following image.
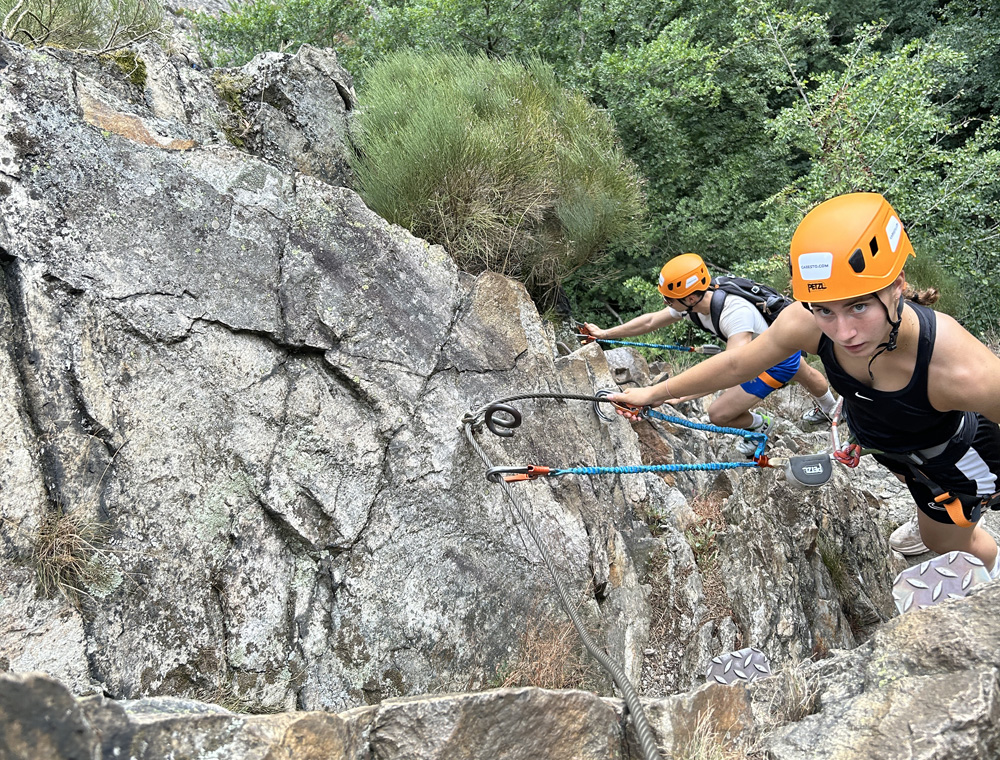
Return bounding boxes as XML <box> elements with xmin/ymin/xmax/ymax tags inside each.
<box><xmin>492</xmin><ymin>615</ymin><xmax>598</xmax><ymax>691</ymax></box>
<box><xmin>33</xmin><ymin>506</ymin><xmax>115</xmax><ymax>605</ymax></box>
<box><xmin>765</xmin><ymin>664</ymin><xmax>821</xmax><ymax>725</ymax></box>
<box><xmin>686</xmin><ymin>490</ymin><xmax>734</xmax><ymax>628</ymax></box>
<box><xmin>675</xmin><ymin>708</ymin><xmax>766</xmax><ymax>760</ymax></box>
<box><xmin>188</xmin><ymin>683</ymin><xmax>284</xmax><ymax>715</ymax></box>
<box><xmin>748</xmin><ymin>657</ymin><xmax>822</xmax><ymax>738</ymax></box>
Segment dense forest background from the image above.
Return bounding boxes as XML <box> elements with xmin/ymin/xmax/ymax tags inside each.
<box><xmin>161</xmin><ymin>2</ymin><xmax>1000</xmax><ymax>335</ymax></box>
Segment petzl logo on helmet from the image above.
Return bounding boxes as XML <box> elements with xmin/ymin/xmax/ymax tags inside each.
<box><xmin>658</xmin><ymin>273</ymin><xmax>665</xmax><ymax>287</ymax></box>
<box><xmin>886</xmin><ymin>216</ymin><xmax>902</xmax><ymax>252</ymax></box>
<box><xmin>807</xmin><ymin>283</ymin><xmax>827</xmax><ymax>292</ymax></box>
<box><xmin>684</xmin><ymin>275</ymin><xmax>699</xmax><ymax>289</ymax></box>
<box><xmin>796</xmin><ymin>252</ymin><xmax>833</xmax><ymax>280</ymax></box>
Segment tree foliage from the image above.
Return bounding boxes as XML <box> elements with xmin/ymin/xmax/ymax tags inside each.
<box><xmin>765</xmin><ymin>24</ymin><xmax>1000</xmax><ymax>330</ymax></box>
<box><xmin>188</xmin><ymin>0</ymin><xmax>366</xmax><ymax>68</ymax></box>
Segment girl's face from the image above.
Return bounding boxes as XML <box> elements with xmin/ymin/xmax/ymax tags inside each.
<box><xmin>810</xmin><ymin>292</ymin><xmax>893</xmax><ymax>357</ymax></box>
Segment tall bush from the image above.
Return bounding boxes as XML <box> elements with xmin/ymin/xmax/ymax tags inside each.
<box><xmin>350</xmin><ymin>49</ymin><xmax>646</xmax><ymax>302</ymax></box>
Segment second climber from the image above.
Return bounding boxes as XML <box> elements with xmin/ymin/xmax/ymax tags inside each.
<box><xmin>582</xmin><ymin>253</ymin><xmax>838</xmax><ymax>457</ymax></box>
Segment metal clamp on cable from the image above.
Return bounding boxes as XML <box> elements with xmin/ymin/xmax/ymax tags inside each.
<box><xmin>460</xmin><ymin>410</ymin><xmax>484</xmax><ymax>433</ymax></box>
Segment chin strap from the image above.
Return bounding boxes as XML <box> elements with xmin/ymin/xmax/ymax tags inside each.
<box><xmin>675</xmin><ymin>288</ymin><xmax>708</xmax><ymax>313</ymax></box>
<box><xmin>866</xmin><ymin>292</ymin><xmax>905</xmax><ymax>381</ymax></box>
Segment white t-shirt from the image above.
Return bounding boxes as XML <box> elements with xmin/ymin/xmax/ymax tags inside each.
<box><xmin>667</xmin><ymin>294</ymin><xmax>768</xmax><ymax>340</ymax></box>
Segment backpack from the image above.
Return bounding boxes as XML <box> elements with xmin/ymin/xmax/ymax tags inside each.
<box><xmin>687</xmin><ymin>276</ymin><xmax>793</xmax><ymax>341</ymax></box>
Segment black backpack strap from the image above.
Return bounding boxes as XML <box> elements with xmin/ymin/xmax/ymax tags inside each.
<box><xmin>708</xmin><ymin>287</ymin><xmax>727</xmax><ymax>340</ymax></box>
<box><xmin>684</xmin><ymin>287</ymin><xmax>727</xmax><ymax>340</ymax></box>
<box><xmin>715</xmin><ymin>275</ymin><xmax>792</xmax><ymax>322</ymax></box>
<box><xmin>686</xmin><ymin>310</ymin><xmax>713</xmax><ymax>337</ymax></box>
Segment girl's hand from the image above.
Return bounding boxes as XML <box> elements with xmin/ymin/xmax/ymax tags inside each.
<box><xmin>579</xmin><ymin>323</ymin><xmax>606</xmax><ymax>344</ymax></box>
<box><xmin>606</xmin><ymin>389</ymin><xmax>650</xmax><ymax>420</ymax></box>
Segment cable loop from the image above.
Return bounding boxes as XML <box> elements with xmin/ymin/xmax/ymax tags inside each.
<box><xmin>483</xmin><ymin>403</ymin><xmax>522</xmax><ymax>438</ymax></box>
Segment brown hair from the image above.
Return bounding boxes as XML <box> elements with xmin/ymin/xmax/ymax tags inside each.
<box><xmin>904</xmin><ymin>286</ymin><xmax>940</xmax><ymax>306</ymax></box>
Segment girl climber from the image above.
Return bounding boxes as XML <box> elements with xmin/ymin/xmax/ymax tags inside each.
<box><xmin>609</xmin><ymin>192</ymin><xmax>1000</xmax><ymax>575</ymax></box>
<box><xmin>583</xmin><ymin>253</ymin><xmax>838</xmax><ymax>458</ymax></box>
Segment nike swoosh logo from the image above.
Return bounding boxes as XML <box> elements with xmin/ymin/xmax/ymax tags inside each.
<box><xmin>855</xmin><ymin>392</ymin><xmax>873</xmax><ymax>401</ymax></box>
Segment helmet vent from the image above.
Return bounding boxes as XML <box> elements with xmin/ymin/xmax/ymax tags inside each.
<box><xmin>869</xmin><ymin>236</ymin><xmax>879</xmax><ymax>257</ymax></box>
<box><xmin>848</xmin><ymin>249</ymin><xmax>866</xmax><ymax>273</ymax></box>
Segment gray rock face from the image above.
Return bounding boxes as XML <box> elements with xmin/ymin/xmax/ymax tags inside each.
<box><xmin>3</xmin><ymin>671</ymin><xmax>749</xmax><ymax>760</ymax></box>
<box><xmin>13</xmin><ymin>575</ymin><xmax>1000</xmax><ymax>760</ymax></box>
<box><xmin>0</xmin><ymin>38</ymin><xmax>656</xmax><ymax>712</ymax></box>
<box><xmin>759</xmin><ymin>582</ymin><xmax>1000</xmax><ymax>759</ymax></box>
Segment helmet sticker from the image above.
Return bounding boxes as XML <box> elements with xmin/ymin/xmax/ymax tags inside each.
<box><xmin>684</xmin><ymin>275</ymin><xmax>699</xmax><ymax>288</ymax></box>
<box><xmin>886</xmin><ymin>216</ymin><xmax>902</xmax><ymax>252</ymax></box>
<box><xmin>797</xmin><ymin>252</ymin><xmax>833</xmax><ymax>281</ymax></box>
<box><xmin>658</xmin><ymin>273</ymin><xmax>665</xmax><ymax>286</ymax></box>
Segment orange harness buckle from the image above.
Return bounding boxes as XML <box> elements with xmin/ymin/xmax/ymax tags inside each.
<box><xmin>933</xmin><ymin>491</ymin><xmax>978</xmax><ymax>529</ymax></box>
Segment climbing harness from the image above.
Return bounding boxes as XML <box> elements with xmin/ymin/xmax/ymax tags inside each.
<box><xmin>829</xmin><ymin>399</ymin><xmax>1000</xmax><ymax>525</ymax></box>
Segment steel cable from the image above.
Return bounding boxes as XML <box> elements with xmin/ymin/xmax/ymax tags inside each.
<box><xmin>462</xmin><ymin>391</ymin><xmax>670</xmax><ymax>760</ymax></box>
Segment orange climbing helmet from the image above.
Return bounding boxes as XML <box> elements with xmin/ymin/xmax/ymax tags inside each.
<box><xmin>789</xmin><ymin>193</ymin><xmax>914</xmax><ymax>302</ymax></box>
<box><xmin>657</xmin><ymin>253</ymin><xmax>711</xmax><ymax>299</ymax></box>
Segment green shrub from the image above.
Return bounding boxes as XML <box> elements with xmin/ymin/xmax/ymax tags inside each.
<box><xmin>1</xmin><ymin>0</ymin><xmax>164</xmax><ymax>51</ymax></box>
<box><xmin>350</xmin><ymin>49</ymin><xmax>646</xmax><ymax>303</ymax></box>
<box><xmin>187</xmin><ymin>0</ymin><xmax>366</xmax><ymax>69</ymax></box>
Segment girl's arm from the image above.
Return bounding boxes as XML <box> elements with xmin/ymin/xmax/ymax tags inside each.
<box><xmin>610</xmin><ymin>303</ymin><xmax>820</xmax><ymax>409</ymax></box>
<box><xmin>928</xmin><ymin>314</ymin><xmax>1000</xmax><ymax>423</ymax></box>
<box><xmin>584</xmin><ymin>307</ymin><xmax>680</xmax><ymax>340</ymax></box>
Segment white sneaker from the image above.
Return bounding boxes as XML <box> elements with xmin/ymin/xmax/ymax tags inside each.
<box><xmin>736</xmin><ymin>413</ymin><xmax>773</xmax><ymax>458</ymax></box>
<box><xmin>889</xmin><ymin>515</ymin><xmax>928</xmax><ymax>555</ymax></box>
<box><xmin>801</xmin><ymin>406</ymin><xmax>832</xmax><ymax>426</ymax></box>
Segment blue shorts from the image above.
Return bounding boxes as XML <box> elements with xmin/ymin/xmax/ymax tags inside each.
<box><xmin>740</xmin><ymin>352</ymin><xmax>802</xmax><ymax>399</ymax></box>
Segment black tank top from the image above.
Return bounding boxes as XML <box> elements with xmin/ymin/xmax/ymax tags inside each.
<box><xmin>816</xmin><ymin>302</ymin><xmax>963</xmax><ymax>454</ymax></box>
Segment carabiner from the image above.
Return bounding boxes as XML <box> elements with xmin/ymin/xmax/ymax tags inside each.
<box><xmin>593</xmin><ymin>389</ymin><xmax>647</xmax><ymax>419</ymax></box>
<box><xmin>486</xmin><ymin>465</ymin><xmax>553</xmax><ymax>483</ymax></box>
